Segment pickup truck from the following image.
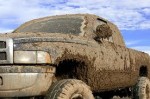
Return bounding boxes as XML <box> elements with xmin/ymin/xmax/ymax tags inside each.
<box><xmin>0</xmin><ymin>14</ymin><xmax>150</xmax><ymax>99</ymax></box>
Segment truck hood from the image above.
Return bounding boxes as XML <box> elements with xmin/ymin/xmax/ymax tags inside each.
<box><xmin>0</xmin><ymin>32</ymin><xmax>96</xmax><ymax>64</ymax></box>
<box><xmin>0</xmin><ymin>32</ymin><xmax>94</xmax><ymax>46</ymax></box>
<box><xmin>0</xmin><ymin>32</ymin><xmax>81</xmax><ymax>39</ymax></box>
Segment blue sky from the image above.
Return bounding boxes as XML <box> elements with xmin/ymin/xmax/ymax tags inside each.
<box><xmin>0</xmin><ymin>0</ymin><xmax>150</xmax><ymax>55</ymax></box>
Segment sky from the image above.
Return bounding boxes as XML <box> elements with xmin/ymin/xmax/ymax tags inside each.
<box><xmin>0</xmin><ymin>0</ymin><xmax>150</xmax><ymax>55</ymax></box>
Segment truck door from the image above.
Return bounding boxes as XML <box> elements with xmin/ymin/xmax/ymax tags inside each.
<box><xmin>93</xmin><ymin>18</ymin><xmax>132</xmax><ymax>90</ymax></box>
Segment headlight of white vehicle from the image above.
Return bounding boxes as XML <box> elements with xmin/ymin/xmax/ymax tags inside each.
<box><xmin>14</xmin><ymin>51</ymin><xmax>51</xmax><ymax>64</ymax></box>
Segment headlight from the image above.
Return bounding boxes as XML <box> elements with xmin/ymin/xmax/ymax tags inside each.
<box><xmin>14</xmin><ymin>51</ymin><xmax>51</xmax><ymax>64</ymax></box>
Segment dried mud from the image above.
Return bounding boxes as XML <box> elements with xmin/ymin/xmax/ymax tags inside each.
<box><xmin>0</xmin><ymin>14</ymin><xmax>150</xmax><ymax>93</ymax></box>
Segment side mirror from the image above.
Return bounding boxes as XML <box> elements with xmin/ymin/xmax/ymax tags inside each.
<box><xmin>95</xmin><ymin>24</ymin><xmax>113</xmax><ymax>40</ymax></box>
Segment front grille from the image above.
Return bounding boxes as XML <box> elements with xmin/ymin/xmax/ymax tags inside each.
<box><xmin>0</xmin><ymin>41</ymin><xmax>6</xmax><ymax>48</ymax></box>
<box><xmin>0</xmin><ymin>52</ymin><xmax>7</xmax><ymax>60</ymax></box>
<box><xmin>0</xmin><ymin>39</ymin><xmax>13</xmax><ymax>64</ymax></box>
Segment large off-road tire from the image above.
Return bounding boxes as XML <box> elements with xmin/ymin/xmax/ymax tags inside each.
<box><xmin>133</xmin><ymin>77</ymin><xmax>150</xmax><ymax>99</ymax></box>
<box><xmin>45</xmin><ymin>79</ymin><xmax>94</xmax><ymax>99</ymax></box>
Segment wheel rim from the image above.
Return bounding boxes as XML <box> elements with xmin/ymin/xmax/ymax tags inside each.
<box><xmin>71</xmin><ymin>94</ymin><xmax>83</xmax><ymax>99</ymax></box>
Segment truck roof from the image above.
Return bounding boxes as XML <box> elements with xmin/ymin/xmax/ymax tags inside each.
<box><xmin>13</xmin><ymin>14</ymin><xmax>111</xmax><ymax>33</ymax></box>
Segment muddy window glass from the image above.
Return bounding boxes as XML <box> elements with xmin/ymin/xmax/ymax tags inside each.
<box><xmin>14</xmin><ymin>18</ymin><xmax>84</xmax><ymax>35</ymax></box>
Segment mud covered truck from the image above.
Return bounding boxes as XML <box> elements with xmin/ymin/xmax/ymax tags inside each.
<box><xmin>0</xmin><ymin>14</ymin><xmax>150</xmax><ymax>99</ymax></box>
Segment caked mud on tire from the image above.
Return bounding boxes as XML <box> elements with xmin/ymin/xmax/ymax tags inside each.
<box><xmin>45</xmin><ymin>79</ymin><xmax>94</xmax><ymax>99</ymax></box>
<box><xmin>133</xmin><ymin>77</ymin><xmax>150</xmax><ymax>99</ymax></box>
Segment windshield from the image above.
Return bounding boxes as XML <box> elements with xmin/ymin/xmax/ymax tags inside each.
<box><xmin>14</xmin><ymin>17</ymin><xmax>84</xmax><ymax>35</ymax></box>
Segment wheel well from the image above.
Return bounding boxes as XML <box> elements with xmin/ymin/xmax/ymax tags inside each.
<box><xmin>56</xmin><ymin>59</ymin><xmax>86</xmax><ymax>79</ymax></box>
<box><xmin>139</xmin><ymin>66</ymin><xmax>148</xmax><ymax>77</ymax></box>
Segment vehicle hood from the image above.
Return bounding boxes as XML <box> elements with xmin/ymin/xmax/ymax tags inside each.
<box><xmin>0</xmin><ymin>32</ymin><xmax>81</xmax><ymax>39</ymax></box>
<box><xmin>0</xmin><ymin>32</ymin><xmax>95</xmax><ymax>47</ymax></box>
<box><xmin>0</xmin><ymin>32</ymin><xmax>95</xmax><ymax>64</ymax></box>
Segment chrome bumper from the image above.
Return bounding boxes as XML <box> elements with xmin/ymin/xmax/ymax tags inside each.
<box><xmin>0</xmin><ymin>66</ymin><xmax>55</xmax><ymax>97</ymax></box>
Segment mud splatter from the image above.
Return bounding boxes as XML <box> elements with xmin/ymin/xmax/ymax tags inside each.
<box><xmin>0</xmin><ymin>14</ymin><xmax>150</xmax><ymax>94</ymax></box>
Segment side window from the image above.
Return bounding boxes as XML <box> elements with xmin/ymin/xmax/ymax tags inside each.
<box><xmin>94</xmin><ymin>18</ymin><xmax>113</xmax><ymax>43</ymax></box>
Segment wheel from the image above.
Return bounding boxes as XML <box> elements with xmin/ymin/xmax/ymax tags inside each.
<box><xmin>45</xmin><ymin>79</ymin><xmax>94</xmax><ymax>99</ymax></box>
<box><xmin>133</xmin><ymin>77</ymin><xmax>150</xmax><ymax>99</ymax></box>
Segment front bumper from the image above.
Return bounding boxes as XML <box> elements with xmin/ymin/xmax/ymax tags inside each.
<box><xmin>0</xmin><ymin>66</ymin><xmax>55</xmax><ymax>97</ymax></box>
